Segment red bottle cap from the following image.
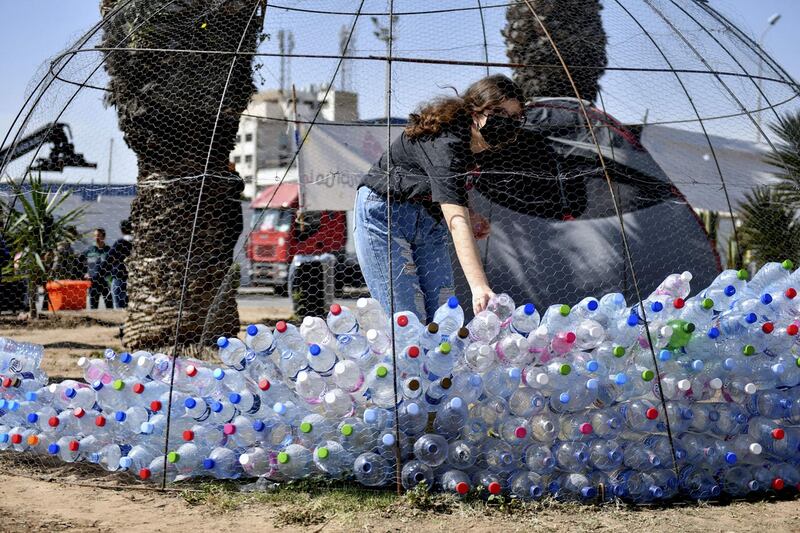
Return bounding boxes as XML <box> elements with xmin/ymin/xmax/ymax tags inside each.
<box><xmin>68</xmin><ymin>440</ymin><xmax>80</xmax><ymax>452</ymax></box>
<box><xmin>185</xmin><ymin>365</ymin><xmax>198</xmax><ymax>377</ymax></box>
<box><xmin>258</xmin><ymin>379</ymin><xmax>271</xmax><ymax>391</ymax></box>
<box><xmin>223</xmin><ymin>423</ymin><xmax>236</xmax><ymax>435</ymax></box>
<box><xmin>772</xmin><ymin>428</ymin><xmax>785</xmax><ymax>440</ymax></box>
<box><xmin>407</xmin><ymin>346</ymin><xmax>420</xmax><ymax>359</ymax></box>
<box><xmin>673</xmin><ymin>298</ymin><xmax>685</xmax><ymax>309</ymax></box>
<box><xmin>275</xmin><ymin>321</ymin><xmax>287</xmax><ymax>333</ymax></box>
<box><xmin>772</xmin><ymin>478</ymin><xmax>785</xmax><ymax>490</ymax></box>
<box><xmin>132</xmin><ymin>383</ymin><xmax>145</xmax><ymax>394</ymax></box>
<box><xmin>455</xmin><ymin>482</ymin><xmax>469</xmax><ymax>495</ymax></box>
<box><xmin>762</xmin><ymin>322</ymin><xmax>774</xmax><ymax>334</ymax></box>
<box><xmin>330</xmin><ymin>303</ymin><xmax>342</xmax><ymax>315</ymax></box>
<box><xmin>488</xmin><ymin>482</ymin><xmax>502</xmax><ymax>495</ymax></box>
<box><xmin>180</xmin><ymin>429</ymin><xmax>194</xmax><ymax>441</ymax></box>
<box><xmin>396</xmin><ymin>315</ymin><xmax>409</xmax><ymax>327</ymax></box>
<box><xmin>2</xmin><ymin>377</ymin><xmax>11</xmax><ymax>388</ymax></box>
<box><xmin>788</xmin><ymin>324</ymin><xmax>799</xmax><ymax>336</ymax></box>
<box><xmin>73</xmin><ymin>408</ymin><xmax>85</xmax><ymax>418</ymax></box>
<box><xmin>579</xmin><ymin>423</ymin><xmax>593</xmax><ymax>435</ymax></box>
<box><xmin>786</xmin><ymin>288</ymin><xmax>797</xmax><ymax>299</ymax></box>
<box><xmin>645</xmin><ymin>407</ymin><xmax>659</xmax><ymax>420</ymax></box>
<box><xmin>150</xmin><ymin>401</ymin><xmax>162</xmax><ymax>412</ymax></box>
<box><xmin>565</xmin><ymin>332</ymin><xmax>577</xmax><ymax>343</ymax></box>
<box><xmin>139</xmin><ymin>468</ymin><xmax>151</xmax><ymax>480</ymax></box>
<box><xmin>10</xmin><ymin>434</ymin><xmax>21</xmax><ymax>444</ymax></box>
<box><xmin>514</xmin><ymin>427</ymin><xmax>527</xmax><ymax>439</ymax></box>
<box><xmin>95</xmin><ymin>415</ymin><xmax>107</xmax><ymax>427</ymax></box>
<box><xmin>48</xmin><ymin>416</ymin><xmax>60</xmax><ymax>427</ymax></box>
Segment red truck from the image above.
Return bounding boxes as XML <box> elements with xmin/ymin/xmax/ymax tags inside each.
<box><xmin>246</xmin><ymin>183</ymin><xmax>355</xmax><ymax>294</ymax></box>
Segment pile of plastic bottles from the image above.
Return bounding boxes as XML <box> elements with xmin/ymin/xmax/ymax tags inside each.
<box><xmin>2</xmin><ymin>260</ymin><xmax>800</xmax><ymax>502</ymax></box>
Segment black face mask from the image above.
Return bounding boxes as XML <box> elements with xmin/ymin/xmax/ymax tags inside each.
<box><xmin>480</xmin><ymin>114</ymin><xmax>522</xmax><ymax>147</ymax></box>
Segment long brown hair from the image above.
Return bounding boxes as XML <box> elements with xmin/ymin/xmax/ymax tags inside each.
<box><xmin>405</xmin><ymin>74</ymin><xmax>524</xmax><ymax>140</ymax></box>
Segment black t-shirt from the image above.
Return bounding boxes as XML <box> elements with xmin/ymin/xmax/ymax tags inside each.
<box><xmin>359</xmin><ymin>127</ymin><xmax>476</xmax><ymax>208</ymax></box>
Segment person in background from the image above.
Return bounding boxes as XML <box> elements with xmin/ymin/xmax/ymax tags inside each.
<box><xmin>83</xmin><ymin>227</ymin><xmax>112</xmax><ymax>309</ymax></box>
<box><xmin>106</xmin><ymin>219</ymin><xmax>132</xmax><ymax>308</ymax></box>
<box><xmin>49</xmin><ymin>226</ymin><xmax>83</xmax><ymax>280</ymax></box>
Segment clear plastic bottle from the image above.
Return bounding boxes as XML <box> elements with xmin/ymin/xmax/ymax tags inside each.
<box><xmin>413</xmin><ymin>434</ymin><xmax>448</xmax><ymax>467</ymax></box>
<box><xmin>433</xmin><ymin>296</ymin><xmax>465</xmax><ymax>339</ymax></box>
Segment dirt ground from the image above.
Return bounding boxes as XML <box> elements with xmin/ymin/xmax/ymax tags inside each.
<box><xmin>2</xmin><ymin>311</ymin><xmax>800</xmax><ymax>532</ymax></box>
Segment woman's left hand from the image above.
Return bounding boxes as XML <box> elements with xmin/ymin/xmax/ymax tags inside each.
<box><xmin>470</xmin><ymin>210</ymin><xmax>491</xmax><ymax>240</ymax></box>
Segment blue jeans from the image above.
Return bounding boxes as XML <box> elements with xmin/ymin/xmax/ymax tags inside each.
<box><xmin>354</xmin><ymin>186</ymin><xmax>454</xmax><ymax>322</ymax></box>
<box><xmin>112</xmin><ymin>277</ymin><xmax>128</xmax><ymax>308</ymax></box>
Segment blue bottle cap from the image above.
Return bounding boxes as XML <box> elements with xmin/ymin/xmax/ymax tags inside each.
<box><xmin>587</xmin><ymin>360</ymin><xmax>599</xmax><ymax>372</ymax></box>
<box><xmin>7</xmin><ymin>400</ymin><xmax>18</xmax><ymax>411</ymax></box>
<box><xmin>246</xmin><ymin>324</ymin><xmax>259</xmax><ymax>336</ymax></box>
<box><xmin>587</xmin><ymin>299</ymin><xmax>599</xmax><ymax>311</ymax></box>
<box><xmin>0</xmin><ymin>399</ymin><xmax>5</xmax><ymax>409</ymax></box>
<box><xmin>691</xmin><ymin>360</ymin><xmax>704</xmax><ymax>371</ymax></box>
<box><xmin>581</xmin><ymin>486</ymin><xmax>596</xmax><ymax>499</ymax></box>
<box><xmin>273</xmin><ymin>402</ymin><xmax>287</xmax><ymax>415</ymax></box>
<box><xmin>229</xmin><ymin>393</ymin><xmax>242</xmax><ymax>404</ymax></box>
<box><xmin>213</xmin><ymin>368</ymin><xmax>225</xmax><ymax>380</ymax></box>
<box><xmin>650</xmin><ymin>301</ymin><xmax>663</xmax><ymax>313</ymax></box>
<box><xmin>559</xmin><ymin>392</ymin><xmax>570</xmax><ymax>404</ymax></box>
<box><xmin>508</xmin><ymin>367</ymin><xmax>521</xmax><ymax>380</ymax></box>
<box><xmin>761</xmin><ymin>293</ymin><xmax>773</xmax><ymax>305</ymax></box>
<box><xmin>406</xmin><ymin>403</ymin><xmax>420</xmax><ymax>416</ymax></box>
<box><xmin>627</xmin><ymin>314</ymin><xmax>639</xmax><ymax>327</ymax></box>
<box><xmin>469</xmin><ymin>375</ymin><xmax>483</xmax><ymax>387</ymax></box>
<box><xmin>450</xmin><ymin>397</ymin><xmax>463</xmax><ymax>410</ymax></box>
<box><xmin>309</xmin><ymin>344</ymin><xmax>321</xmax><ymax>356</ymax></box>
<box><xmin>115</xmin><ymin>411</ymin><xmax>126</xmax><ymax>422</ymax></box>
<box><xmin>586</xmin><ymin>378</ymin><xmax>599</xmax><ymax>390</ymax></box>
<box><xmin>745</xmin><ymin>313</ymin><xmax>757</xmax><ymax>324</ymax></box>
<box><xmin>725</xmin><ymin>452</ymin><xmax>737</xmax><ymax>464</ymax></box>
<box><xmin>658</xmin><ymin>350</ymin><xmax>671</xmax><ymax>362</ymax></box>
<box><xmin>614</xmin><ymin>373</ymin><xmax>627</xmax><ymax>385</ymax></box>
<box><xmin>27</xmin><ymin>413</ymin><xmax>38</xmax><ymax>423</ymax></box>
<box><xmin>184</xmin><ymin>397</ymin><xmax>197</xmax><ymax>409</ymax></box>
<box><xmin>708</xmin><ymin>327</ymin><xmax>720</xmax><ymax>339</ymax></box>
<box><xmin>48</xmin><ymin>443</ymin><xmax>60</xmax><ymax>455</ymax></box>
<box><xmin>252</xmin><ymin>420</ymin><xmax>265</xmax><ymax>432</ymax></box>
<box><xmin>89</xmin><ymin>453</ymin><xmax>100</xmax><ymax>463</ymax></box>
<box><xmin>548</xmin><ymin>481</ymin><xmax>560</xmax><ymax>494</ymax></box>
<box><xmin>65</xmin><ymin>387</ymin><xmax>76</xmax><ymax>398</ymax></box>
<box><xmin>119</xmin><ymin>457</ymin><xmax>132</xmax><ymax>469</ymax></box>
<box><xmin>680</xmin><ymin>408</ymin><xmax>694</xmax><ymax>420</ymax></box>
<box><xmin>203</xmin><ymin>458</ymin><xmax>216</xmax><ymax>470</ymax></box>
<box><xmin>723</xmin><ymin>358</ymin><xmax>735</xmax><ymax>370</ymax></box>
<box><xmin>363</xmin><ymin>408</ymin><xmax>377</xmax><ymax>424</ymax></box>
<box><xmin>724</xmin><ymin>285</ymin><xmax>736</xmax><ymax>297</ymax></box>
<box><xmin>523</xmin><ymin>303</ymin><xmax>535</xmax><ymax>315</ymax></box>
<box><xmin>211</xmin><ymin>401</ymin><xmax>223</xmax><ymax>413</ymax></box>
<box><xmin>25</xmin><ymin>392</ymin><xmax>37</xmax><ymax>402</ymax></box>
<box><xmin>119</xmin><ymin>352</ymin><xmax>133</xmax><ymax>364</ymax></box>
<box><xmin>92</xmin><ymin>381</ymin><xmax>104</xmax><ymax>391</ymax></box>
<box><xmin>447</xmin><ymin>296</ymin><xmax>459</xmax><ymax>309</ymax></box>
<box><xmin>216</xmin><ymin>337</ymin><xmax>229</xmax><ymax>348</ymax></box>
<box><xmin>381</xmin><ymin>433</ymin><xmax>395</xmax><ymax>446</ymax></box>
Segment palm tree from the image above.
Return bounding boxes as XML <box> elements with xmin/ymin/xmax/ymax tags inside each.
<box><xmin>765</xmin><ymin>112</ymin><xmax>800</xmax><ymax>206</ymax></box>
<box><xmin>99</xmin><ymin>0</ymin><xmax>267</xmax><ymax>350</ymax></box>
<box><xmin>503</xmin><ymin>0</ymin><xmax>608</xmax><ymax>102</ymax></box>
<box><xmin>3</xmin><ymin>174</ymin><xmax>85</xmax><ymax>318</ymax></box>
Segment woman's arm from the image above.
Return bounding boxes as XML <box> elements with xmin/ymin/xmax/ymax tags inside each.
<box><xmin>440</xmin><ymin>203</ymin><xmax>494</xmax><ymax>315</ymax></box>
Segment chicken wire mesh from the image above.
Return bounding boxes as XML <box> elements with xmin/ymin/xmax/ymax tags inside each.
<box><xmin>0</xmin><ymin>0</ymin><xmax>799</xmax><ymax>501</ymax></box>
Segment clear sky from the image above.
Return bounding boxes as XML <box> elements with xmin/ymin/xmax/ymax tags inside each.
<box><xmin>0</xmin><ymin>0</ymin><xmax>798</xmax><ymax>184</ymax></box>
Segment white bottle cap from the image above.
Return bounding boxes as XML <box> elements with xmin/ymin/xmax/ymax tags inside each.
<box><xmin>749</xmin><ymin>443</ymin><xmax>763</xmax><ymax>455</ymax></box>
<box><xmin>536</xmin><ymin>373</ymin><xmax>549</xmax><ymax>386</ymax></box>
<box><xmin>677</xmin><ymin>379</ymin><xmax>692</xmax><ymax>391</ymax></box>
<box><xmin>744</xmin><ymin>383</ymin><xmax>757</xmax><ymax>394</ymax></box>
<box><xmin>709</xmin><ymin>378</ymin><xmax>723</xmax><ymax>390</ymax></box>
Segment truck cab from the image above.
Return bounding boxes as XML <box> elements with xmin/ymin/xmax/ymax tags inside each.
<box><xmin>247</xmin><ymin>183</ymin><xmax>349</xmax><ymax>293</ymax></box>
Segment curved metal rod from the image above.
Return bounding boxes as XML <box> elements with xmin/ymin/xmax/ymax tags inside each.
<box><xmin>520</xmin><ymin>0</ymin><xmax>681</xmax><ymax>475</ymax></box>
<box><xmin>265</xmin><ymin>0</ymin><xmax>510</xmax><ymax>17</ymax></box>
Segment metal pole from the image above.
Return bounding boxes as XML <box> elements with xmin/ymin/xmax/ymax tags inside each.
<box><xmin>755</xmin><ymin>13</ymin><xmax>781</xmax><ymax>143</ymax></box>
<box><xmin>107</xmin><ymin>138</ymin><xmax>113</xmax><ymax>186</ymax></box>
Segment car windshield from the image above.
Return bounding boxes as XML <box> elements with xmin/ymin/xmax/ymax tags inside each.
<box><xmin>252</xmin><ymin>208</ymin><xmax>293</xmax><ymax>232</ymax></box>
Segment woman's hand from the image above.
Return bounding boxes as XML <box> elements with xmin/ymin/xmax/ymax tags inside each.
<box><xmin>469</xmin><ymin>210</ymin><xmax>491</xmax><ymax>240</ymax></box>
<box><xmin>471</xmin><ymin>284</ymin><xmax>495</xmax><ymax>315</ymax></box>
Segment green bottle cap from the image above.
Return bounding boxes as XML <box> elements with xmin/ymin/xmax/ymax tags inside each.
<box><xmin>737</xmin><ymin>269</ymin><xmax>749</xmax><ymax>281</ymax></box>
<box><xmin>641</xmin><ymin>370</ymin><xmax>655</xmax><ymax>382</ymax></box>
<box><xmin>439</xmin><ymin>342</ymin><xmax>451</xmax><ymax>355</ymax></box>
<box><xmin>316</xmin><ymin>447</ymin><xmax>329</xmax><ymax>460</ymax></box>
<box><xmin>743</xmin><ymin>344</ymin><xmax>756</xmax><ymax>356</ymax></box>
<box><xmin>300</xmin><ymin>422</ymin><xmax>312</xmax><ymax>433</ymax></box>
<box><xmin>796</xmin><ymin>357</ymin><xmax>800</xmax><ymax>368</ymax></box>
<box><xmin>559</xmin><ymin>304</ymin><xmax>571</xmax><ymax>317</ymax></box>
<box><xmin>683</xmin><ymin>322</ymin><xmax>696</xmax><ymax>333</ymax></box>
<box><xmin>782</xmin><ymin>259</ymin><xmax>794</xmax><ymax>270</ymax></box>
<box><xmin>167</xmin><ymin>451</ymin><xmax>180</xmax><ymax>463</ymax></box>
<box><xmin>612</xmin><ymin>346</ymin><xmax>625</xmax><ymax>358</ymax></box>
<box><xmin>340</xmin><ymin>424</ymin><xmax>353</xmax><ymax>437</ymax></box>
<box><xmin>277</xmin><ymin>452</ymin><xmax>289</xmax><ymax>464</ymax></box>
<box><xmin>376</xmin><ymin>365</ymin><xmax>389</xmax><ymax>378</ymax></box>
<box><xmin>559</xmin><ymin>364</ymin><xmax>571</xmax><ymax>376</ymax></box>
<box><xmin>112</xmin><ymin>379</ymin><xmax>124</xmax><ymax>391</ymax></box>
<box><xmin>701</xmin><ymin>298</ymin><xmax>713</xmax><ymax>310</ymax></box>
